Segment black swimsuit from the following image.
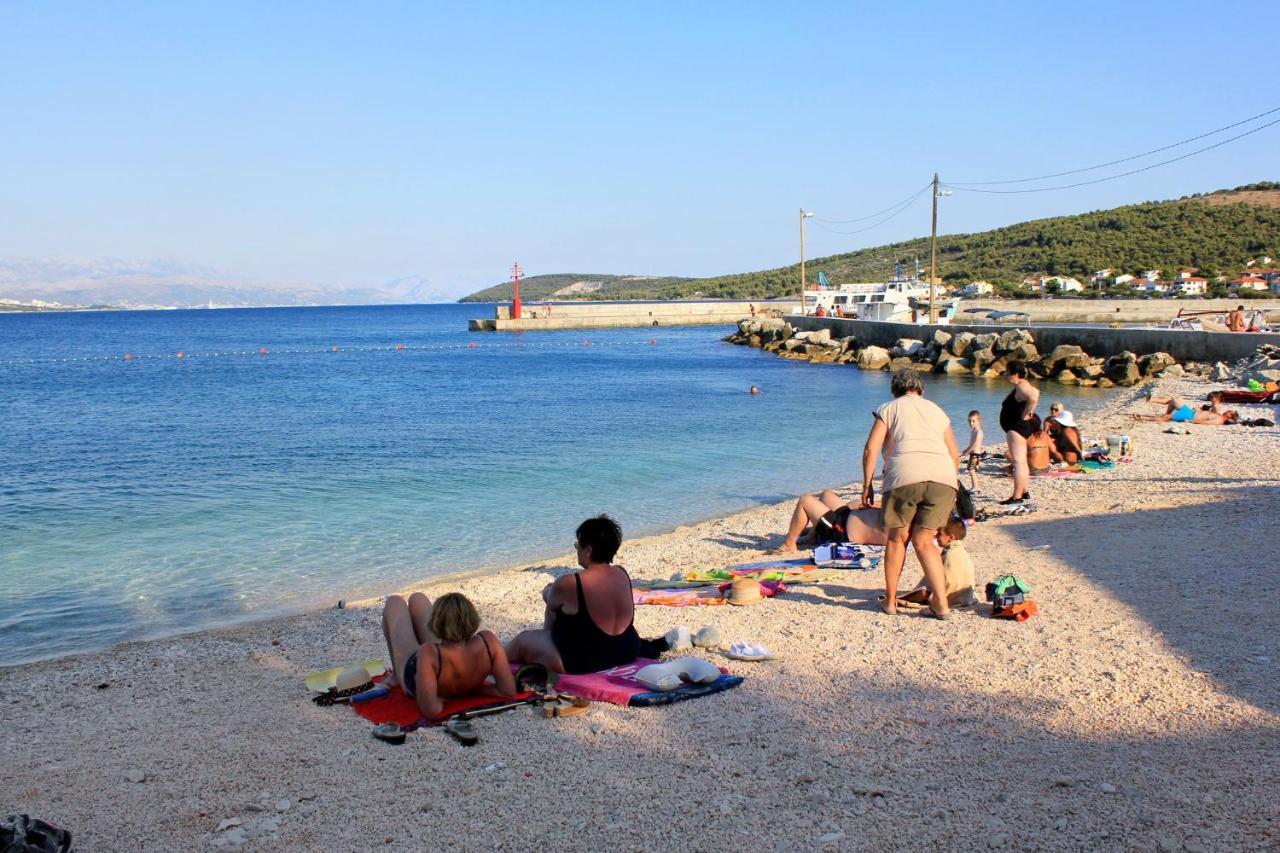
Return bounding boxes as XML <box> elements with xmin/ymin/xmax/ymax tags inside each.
<box><xmin>402</xmin><ymin>635</ymin><xmax>495</xmax><ymax>700</ymax></box>
<box><xmin>550</xmin><ymin>571</ymin><xmax>641</xmax><ymax>675</ymax></box>
<box><xmin>1000</xmin><ymin>389</ymin><xmax>1035</xmax><ymax>438</ymax></box>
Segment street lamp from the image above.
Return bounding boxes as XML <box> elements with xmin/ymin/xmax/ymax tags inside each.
<box><xmin>800</xmin><ymin>209</ymin><xmax>815</xmax><ymax>314</ymax></box>
<box><xmin>928</xmin><ymin>178</ymin><xmax>953</xmax><ymax>324</ymax></box>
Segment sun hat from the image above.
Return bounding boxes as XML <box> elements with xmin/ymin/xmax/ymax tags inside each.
<box><xmin>1051</xmin><ymin>411</ymin><xmax>1076</xmax><ymax>428</ymax></box>
<box><xmin>726</xmin><ymin>577</ymin><xmax>764</xmax><ymax>606</ymax></box>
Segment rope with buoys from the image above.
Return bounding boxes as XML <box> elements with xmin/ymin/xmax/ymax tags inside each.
<box><xmin>0</xmin><ymin>337</ymin><xmax>667</xmax><ymax>368</ymax></box>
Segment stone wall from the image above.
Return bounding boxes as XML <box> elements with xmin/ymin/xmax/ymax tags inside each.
<box><xmin>470</xmin><ymin>299</ymin><xmax>799</xmax><ymax>331</ymax></box>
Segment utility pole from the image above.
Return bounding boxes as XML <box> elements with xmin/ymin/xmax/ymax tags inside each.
<box><xmin>799</xmin><ymin>209</ymin><xmax>814</xmax><ymax>314</ymax></box>
<box><xmin>929</xmin><ymin>173</ymin><xmax>939</xmax><ymax>325</ymax></box>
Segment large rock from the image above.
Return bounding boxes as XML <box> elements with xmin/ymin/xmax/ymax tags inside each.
<box><xmin>1138</xmin><ymin>352</ymin><xmax>1175</xmax><ymax>376</ymax></box>
<box><xmin>1104</xmin><ymin>351</ymin><xmax>1140</xmax><ymax>385</ymax></box>
<box><xmin>1008</xmin><ymin>342</ymin><xmax>1039</xmax><ymax>362</ymax></box>
<box><xmin>911</xmin><ymin>361</ymin><xmax>936</xmax><ymax>374</ymax></box>
<box><xmin>889</xmin><ymin>356</ymin><xmax>914</xmax><ymax>371</ymax></box>
<box><xmin>838</xmin><ymin>336</ymin><xmax>858</xmax><ymax>353</ymax></box>
<box><xmin>1080</xmin><ymin>362</ymin><xmax>1104</xmax><ymax>379</ymax></box>
<box><xmin>796</xmin><ymin>328</ymin><xmax>832</xmax><ymax>345</ymax></box>
<box><xmin>1055</xmin><ymin>369</ymin><xmax>1079</xmax><ymax>385</ymax></box>
<box><xmin>782</xmin><ymin>338</ymin><xmax>805</xmax><ymax>352</ymax></box>
<box><xmin>982</xmin><ymin>357</ymin><xmax>1010</xmax><ymax>378</ymax></box>
<box><xmin>781</xmin><ymin>323</ymin><xmax>795</xmax><ymax>339</ymax></box>
<box><xmin>971</xmin><ymin>346</ymin><xmax>996</xmax><ymax>371</ymax></box>
<box><xmin>747</xmin><ymin>334</ymin><xmax>762</xmax><ymax>348</ymax></box>
<box><xmin>1161</xmin><ymin>363</ymin><xmax>1185</xmax><ymax>379</ymax></box>
<box><xmin>857</xmin><ymin>346</ymin><xmax>892</xmax><ymax>370</ymax></box>
<box><xmin>891</xmin><ymin>338</ymin><xmax>924</xmax><ymax>359</ymax></box>
<box><xmin>996</xmin><ymin>329</ymin><xmax>1035</xmax><ymax>354</ymax></box>
<box><xmin>1043</xmin><ymin>344</ymin><xmax>1086</xmax><ymax>372</ymax></box>
<box><xmin>931</xmin><ymin>330</ymin><xmax>953</xmax><ymax>349</ymax></box>
<box><xmin>949</xmin><ymin>331</ymin><xmax>976</xmax><ymax>358</ymax></box>
<box><xmin>806</xmin><ymin>346</ymin><xmax>839</xmax><ymax>363</ymax></box>
<box><xmin>939</xmin><ymin>356</ymin><xmax>973</xmax><ymax>375</ymax></box>
<box><xmin>973</xmin><ymin>333</ymin><xmax>998</xmax><ymax>352</ymax></box>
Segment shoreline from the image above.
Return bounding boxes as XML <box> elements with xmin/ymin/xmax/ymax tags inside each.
<box><xmin>3</xmin><ymin>377</ymin><xmax>1277</xmax><ymax>850</ymax></box>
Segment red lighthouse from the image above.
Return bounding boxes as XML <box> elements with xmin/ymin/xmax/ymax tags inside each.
<box><xmin>510</xmin><ymin>261</ymin><xmax>523</xmax><ymax>321</ymax></box>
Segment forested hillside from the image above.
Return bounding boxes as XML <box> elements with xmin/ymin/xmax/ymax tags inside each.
<box><xmin>460</xmin><ymin>184</ymin><xmax>1280</xmax><ymax>301</ymax></box>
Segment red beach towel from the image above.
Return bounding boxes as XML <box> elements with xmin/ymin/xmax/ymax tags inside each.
<box><xmin>349</xmin><ymin>675</ymin><xmax>536</xmax><ymax>729</ymax></box>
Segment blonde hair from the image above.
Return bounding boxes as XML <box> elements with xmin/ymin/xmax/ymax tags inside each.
<box><xmin>430</xmin><ymin>593</ymin><xmax>480</xmax><ymax>643</ymax></box>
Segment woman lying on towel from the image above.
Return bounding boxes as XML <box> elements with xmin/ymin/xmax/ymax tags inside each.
<box><xmin>1132</xmin><ymin>397</ymin><xmax>1240</xmax><ymax>425</ymax></box>
<box><xmin>382</xmin><ymin>592</ymin><xmax>517</xmax><ymax>719</ymax></box>
<box><xmin>772</xmin><ymin>490</ymin><xmax>888</xmax><ymax>554</ymax></box>
<box><xmin>506</xmin><ymin>514</ymin><xmax>641</xmax><ymax>674</ymax></box>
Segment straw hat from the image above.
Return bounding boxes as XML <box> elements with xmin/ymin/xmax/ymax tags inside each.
<box><xmin>726</xmin><ymin>577</ymin><xmax>764</xmax><ymax>606</ymax></box>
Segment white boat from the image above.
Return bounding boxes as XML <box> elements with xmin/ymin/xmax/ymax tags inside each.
<box><xmin>801</xmin><ymin>267</ymin><xmax>959</xmax><ymax>324</ymax></box>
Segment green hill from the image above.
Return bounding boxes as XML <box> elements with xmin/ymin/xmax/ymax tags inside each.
<box><xmin>459</xmin><ymin>183</ymin><xmax>1280</xmax><ymax>302</ymax></box>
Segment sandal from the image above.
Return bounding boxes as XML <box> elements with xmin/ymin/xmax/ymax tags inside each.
<box><xmin>444</xmin><ymin>718</ymin><xmax>478</xmax><ymax>746</ymax></box>
<box><xmin>924</xmin><ymin>608</ymin><xmax>955</xmax><ymax>622</ymax></box>
<box><xmin>541</xmin><ymin>694</ymin><xmax>590</xmax><ymax>718</ymax></box>
<box><xmin>371</xmin><ymin>723</ymin><xmax>406</xmax><ymax>745</ymax></box>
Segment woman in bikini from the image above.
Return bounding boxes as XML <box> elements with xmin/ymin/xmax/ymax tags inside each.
<box><xmin>506</xmin><ymin>514</ymin><xmax>640</xmax><ymax>674</ymax></box>
<box><xmin>772</xmin><ymin>489</ymin><xmax>888</xmax><ymax>553</ymax></box>
<box><xmin>381</xmin><ymin>591</ymin><xmax>516</xmax><ymax>719</ymax></box>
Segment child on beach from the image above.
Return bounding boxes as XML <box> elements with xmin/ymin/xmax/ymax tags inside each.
<box><xmin>897</xmin><ymin>518</ymin><xmax>975</xmax><ymax>608</ymax></box>
<box><xmin>961</xmin><ymin>410</ymin><xmax>985</xmax><ymax>492</ymax></box>
<box><xmin>381</xmin><ymin>591</ymin><xmax>516</xmax><ymax>719</ymax></box>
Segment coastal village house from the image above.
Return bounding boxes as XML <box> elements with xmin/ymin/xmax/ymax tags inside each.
<box><xmin>1112</xmin><ymin>273</ymin><xmax>1136</xmax><ymax>287</ymax></box>
<box><xmin>1172</xmin><ymin>277</ymin><xmax>1207</xmax><ymax>296</ymax></box>
<box><xmin>1046</xmin><ymin>276</ymin><xmax>1084</xmax><ymax>292</ymax></box>
<box><xmin>1142</xmin><ymin>269</ymin><xmax>1162</xmax><ymax>281</ymax></box>
<box><xmin>957</xmin><ymin>280</ymin><xmax>993</xmax><ymax>297</ymax></box>
<box><xmin>1232</xmin><ymin>274</ymin><xmax>1270</xmax><ymax>292</ymax></box>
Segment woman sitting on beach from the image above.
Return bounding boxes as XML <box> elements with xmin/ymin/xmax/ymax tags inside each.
<box><xmin>506</xmin><ymin>515</ymin><xmax>641</xmax><ymax>674</ymax></box>
<box><xmin>1025</xmin><ymin>416</ymin><xmax>1054</xmax><ymax>474</ymax></box>
<box><xmin>1000</xmin><ymin>362</ymin><xmax>1040</xmax><ymax>504</ymax></box>
<box><xmin>1045</xmin><ymin>411</ymin><xmax>1082</xmax><ymax>465</ymax></box>
<box><xmin>771</xmin><ymin>490</ymin><xmax>888</xmax><ymax>553</ymax></box>
<box><xmin>382</xmin><ymin>592</ymin><xmax>516</xmax><ymax>719</ymax></box>
<box><xmin>1133</xmin><ymin>398</ymin><xmax>1240</xmax><ymax>425</ymax></box>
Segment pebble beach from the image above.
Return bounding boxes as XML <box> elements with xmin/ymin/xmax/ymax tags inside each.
<box><xmin>1</xmin><ymin>377</ymin><xmax>1277</xmax><ymax>851</ymax></box>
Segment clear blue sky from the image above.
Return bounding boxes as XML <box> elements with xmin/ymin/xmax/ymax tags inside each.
<box><xmin>2</xmin><ymin>2</ymin><xmax>1276</xmax><ymax>296</ymax></box>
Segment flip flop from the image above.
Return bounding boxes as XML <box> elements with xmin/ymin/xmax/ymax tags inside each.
<box><xmin>724</xmin><ymin>642</ymin><xmax>777</xmax><ymax>661</ymax></box>
<box><xmin>924</xmin><ymin>608</ymin><xmax>955</xmax><ymax>621</ymax></box>
<box><xmin>371</xmin><ymin>723</ymin><xmax>406</xmax><ymax>745</ymax></box>
<box><xmin>444</xmin><ymin>718</ymin><xmax>478</xmax><ymax>746</ymax></box>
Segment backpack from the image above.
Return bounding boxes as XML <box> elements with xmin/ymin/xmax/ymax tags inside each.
<box><xmin>0</xmin><ymin>816</ymin><xmax>72</xmax><ymax>853</ymax></box>
<box><xmin>955</xmin><ymin>482</ymin><xmax>975</xmax><ymax>521</ymax></box>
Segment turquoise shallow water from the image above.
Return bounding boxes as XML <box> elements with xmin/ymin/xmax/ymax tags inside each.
<box><xmin>0</xmin><ymin>304</ymin><xmax>1108</xmax><ymax>665</ymax></box>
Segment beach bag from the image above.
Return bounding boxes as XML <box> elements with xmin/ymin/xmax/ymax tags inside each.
<box><xmin>954</xmin><ymin>482</ymin><xmax>975</xmax><ymax>522</ymax></box>
<box><xmin>985</xmin><ymin>575</ymin><xmax>1030</xmax><ymax>608</ymax></box>
<box><xmin>0</xmin><ymin>815</ymin><xmax>72</xmax><ymax>853</ymax></box>
<box><xmin>814</xmin><ymin>506</ymin><xmax>852</xmax><ymax>544</ymax></box>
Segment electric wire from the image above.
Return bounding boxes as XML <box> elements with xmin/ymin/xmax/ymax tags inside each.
<box><xmin>813</xmin><ymin>181</ymin><xmax>934</xmax><ymax>223</ymax></box>
<box><xmin>812</xmin><ymin>185</ymin><xmax>932</xmax><ymax>235</ymax></box>
<box><xmin>948</xmin><ymin>105</ymin><xmax>1280</xmax><ymax>188</ymax></box>
<box><xmin>945</xmin><ymin>114</ymin><xmax>1280</xmax><ymax>195</ymax></box>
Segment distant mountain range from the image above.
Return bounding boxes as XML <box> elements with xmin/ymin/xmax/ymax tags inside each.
<box><xmin>0</xmin><ymin>258</ymin><xmax>455</xmax><ymax>309</ymax></box>
<box><xmin>460</xmin><ymin>182</ymin><xmax>1280</xmax><ymax>302</ymax></box>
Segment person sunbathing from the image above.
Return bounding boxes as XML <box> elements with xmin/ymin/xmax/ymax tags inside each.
<box><xmin>772</xmin><ymin>489</ymin><xmax>888</xmax><ymax>553</ymax></box>
<box><xmin>1133</xmin><ymin>398</ymin><xmax>1240</xmax><ymax>425</ymax></box>
<box><xmin>506</xmin><ymin>514</ymin><xmax>640</xmax><ymax>674</ymax></box>
<box><xmin>381</xmin><ymin>591</ymin><xmax>516</xmax><ymax>719</ymax></box>
<box><xmin>1045</xmin><ymin>413</ymin><xmax>1082</xmax><ymax>465</ymax></box>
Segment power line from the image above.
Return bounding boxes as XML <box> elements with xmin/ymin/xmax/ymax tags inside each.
<box><xmin>813</xmin><ymin>182</ymin><xmax>933</xmax><ymax>223</ymax></box>
<box><xmin>949</xmin><ymin>105</ymin><xmax>1280</xmax><ymax>187</ymax></box>
<box><xmin>945</xmin><ymin>114</ymin><xmax>1280</xmax><ymax>195</ymax></box>
<box><xmin>812</xmin><ymin>185</ymin><xmax>931</xmax><ymax>235</ymax></box>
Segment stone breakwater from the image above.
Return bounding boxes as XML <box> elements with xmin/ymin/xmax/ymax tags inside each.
<box><xmin>724</xmin><ymin>317</ymin><xmax>1276</xmax><ymax>387</ymax></box>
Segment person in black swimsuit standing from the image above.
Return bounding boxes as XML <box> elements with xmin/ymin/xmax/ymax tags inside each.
<box><xmin>999</xmin><ymin>362</ymin><xmax>1040</xmax><ymax>504</ymax></box>
<box><xmin>505</xmin><ymin>515</ymin><xmax>641</xmax><ymax>674</ymax></box>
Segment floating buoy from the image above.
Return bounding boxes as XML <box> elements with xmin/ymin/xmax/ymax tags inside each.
<box><xmin>123</xmin><ymin>353</ymin><xmax>133</xmax><ymax>362</ymax></box>
<box><xmin>176</xmin><ymin>351</ymin><xmax>185</xmax><ymax>359</ymax></box>
<box><xmin>259</xmin><ymin>347</ymin><xmax>269</xmax><ymax>356</ymax></box>
<box><xmin>468</xmin><ymin>342</ymin><xmax>477</xmax><ymax>349</ymax></box>
<box><xmin>395</xmin><ymin>343</ymin><xmax>404</xmax><ymax>351</ymax></box>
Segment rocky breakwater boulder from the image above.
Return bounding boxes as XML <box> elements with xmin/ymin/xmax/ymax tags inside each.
<box><xmin>1228</xmin><ymin>343</ymin><xmax>1280</xmax><ymax>385</ymax></box>
<box><xmin>724</xmin><ymin>317</ymin><xmax>1196</xmax><ymax>386</ymax></box>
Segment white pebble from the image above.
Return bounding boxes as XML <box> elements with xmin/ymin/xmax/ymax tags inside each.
<box><xmin>216</xmin><ymin>817</ymin><xmax>242</xmax><ymax>832</ymax></box>
<box><xmin>1099</xmin><ymin>782</ymin><xmax>1117</xmax><ymax>793</ymax></box>
<box><xmin>275</xmin><ymin>799</ymin><xmax>291</xmax><ymax>813</ymax></box>
<box><xmin>124</xmin><ymin>769</ymin><xmax>145</xmax><ymax>784</ymax></box>
<box><xmin>815</xmin><ymin>831</ymin><xmax>845</xmax><ymax>844</ymax></box>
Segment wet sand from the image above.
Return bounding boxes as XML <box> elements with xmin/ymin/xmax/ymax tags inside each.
<box><xmin>1</xmin><ymin>378</ymin><xmax>1277</xmax><ymax>851</ymax></box>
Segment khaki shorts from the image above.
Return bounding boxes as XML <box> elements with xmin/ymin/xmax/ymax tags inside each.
<box><xmin>880</xmin><ymin>481</ymin><xmax>957</xmax><ymax>531</ymax></box>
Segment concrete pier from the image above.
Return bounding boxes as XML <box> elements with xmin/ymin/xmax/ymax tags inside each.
<box><xmin>469</xmin><ymin>299</ymin><xmax>799</xmax><ymax>331</ymax></box>
<box><xmin>789</xmin><ymin>315</ymin><xmax>1280</xmax><ymax>364</ymax></box>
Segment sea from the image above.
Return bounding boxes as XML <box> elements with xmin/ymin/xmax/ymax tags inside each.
<box><xmin>0</xmin><ymin>303</ymin><xmax>1108</xmax><ymax>665</ymax></box>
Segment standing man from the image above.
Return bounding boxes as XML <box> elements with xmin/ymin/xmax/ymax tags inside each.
<box><xmin>860</xmin><ymin>369</ymin><xmax>961</xmax><ymax>619</ymax></box>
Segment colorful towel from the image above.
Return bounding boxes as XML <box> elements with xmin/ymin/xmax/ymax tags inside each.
<box><xmin>682</xmin><ymin>561</ymin><xmax>841</xmax><ymax>585</ymax></box>
<box><xmin>1077</xmin><ymin>459</ymin><xmax>1116</xmax><ymax>471</ymax></box>
<box><xmin>1034</xmin><ymin>468</ymin><xmax>1080</xmax><ymax>478</ymax></box>
<box><xmin>633</xmin><ymin>587</ymin><xmax>727</xmax><ymax>606</ymax></box>
<box><xmin>345</xmin><ymin>675</ymin><xmax>537</xmax><ymax>730</ymax></box>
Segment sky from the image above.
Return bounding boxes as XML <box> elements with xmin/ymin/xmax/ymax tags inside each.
<box><xmin>1</xmin><ymin>1</ymin><xmax>1277</xmax><ymax>297</ymax></box>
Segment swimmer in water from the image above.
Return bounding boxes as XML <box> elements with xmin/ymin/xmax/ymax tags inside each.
<box><xmin>750</xmin><ymin>385</ymin><xmax>760</xmax><ymax>394</ymax></box>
